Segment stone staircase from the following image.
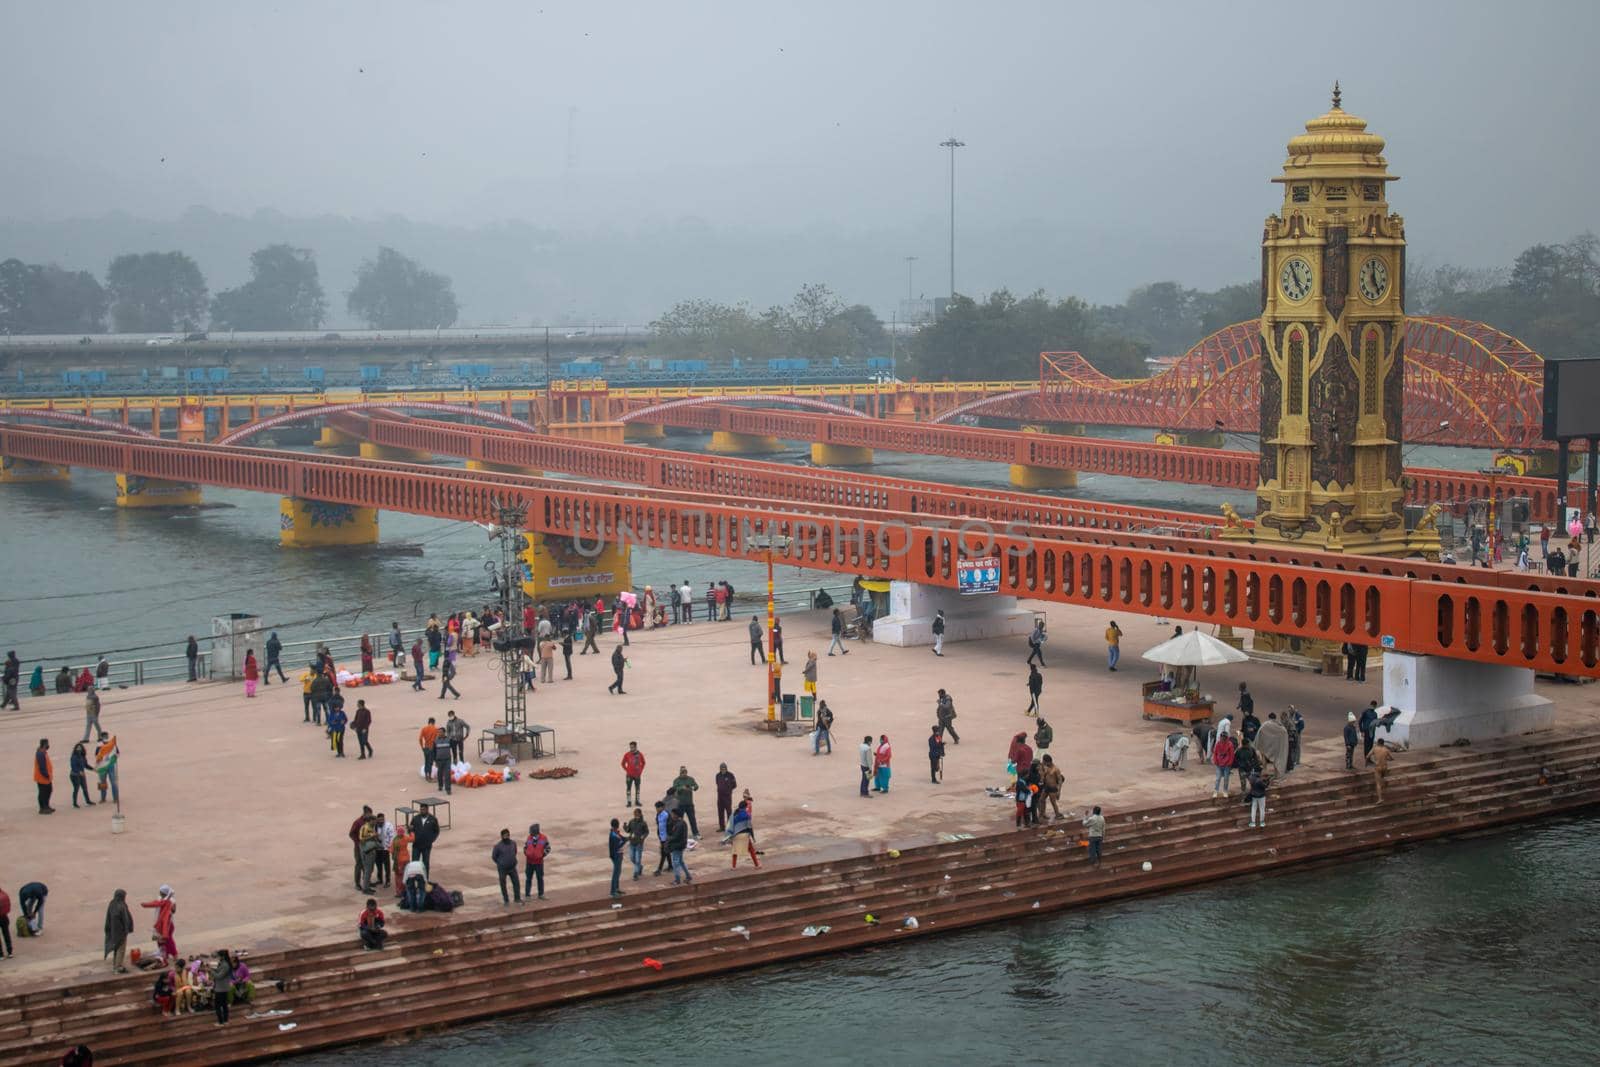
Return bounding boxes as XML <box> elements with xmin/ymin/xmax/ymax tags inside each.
<box><xmin>2</xmin><ymin>733</ymin><xmax>1597</xmax><ymax>1066</ymax></box>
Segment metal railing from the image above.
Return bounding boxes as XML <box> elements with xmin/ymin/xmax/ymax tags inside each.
<box><xmin>60</xmin><ymin>583</ymin><xmax>856</xmax><ymax>689</ymax></box>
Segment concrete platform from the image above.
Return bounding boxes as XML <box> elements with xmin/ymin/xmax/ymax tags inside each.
<box><xmin>4</xmin><ymin>596</ymin><xmax>1595</xmax><ymax>987</ymax></box>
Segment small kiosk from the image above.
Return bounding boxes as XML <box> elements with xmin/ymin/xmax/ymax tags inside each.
<box><xmin>1138</xmin><ymin>630</ymin><xmax>1248</xmax><ymax>725</ymax></box>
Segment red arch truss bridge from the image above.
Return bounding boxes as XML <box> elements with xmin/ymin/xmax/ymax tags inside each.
<box><xmin>957</xmin><ymin>316</ymin><xmax>1545</xmax><ymax>449</ymax></box>
<box><xmin>4</xmin><ymin>422</ymin><xmax>1600</xmax><ymax>679</ymax></box>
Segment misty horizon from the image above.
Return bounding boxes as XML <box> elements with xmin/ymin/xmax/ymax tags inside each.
<box><xmin>3</xmin><ymin>1</ymin><xmax>1597</xmax><ymax>324</ymax></box>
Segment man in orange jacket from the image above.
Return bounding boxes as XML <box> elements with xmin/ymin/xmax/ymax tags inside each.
<box><xmin>33</xmin><ymin>738</ymin><xmax>53</xmax><ymax>814</ymax></box>
<box><xmin>419</xmin><ymin>717</ymin><xmax>441</xmax><ymax>779</ymax></box>
<box><xmin>621</xmin><ymin>741</ymin><xmax>645</xmax><ymax>806</ymax></box>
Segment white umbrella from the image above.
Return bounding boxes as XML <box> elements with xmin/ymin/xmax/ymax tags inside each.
<box><xmin>1140</xmin><ymin>630</ymin><xmax>1249</xmax><ymax>667</ymax></box>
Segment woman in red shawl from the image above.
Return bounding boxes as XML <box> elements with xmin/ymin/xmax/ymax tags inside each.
<box><xmin>242</xmin><ymin>649</ymin><xmax>259</xmax><ymax>698</ymax></box>
<box><xmin>142</xmin><ymin>884</ymin><xmax>177</xmax><ymax>961</ymax></box>
<box><xmin>359</xmin><ymin>634</ymin><xmax>374</xmax><ymax>676</ymax></box>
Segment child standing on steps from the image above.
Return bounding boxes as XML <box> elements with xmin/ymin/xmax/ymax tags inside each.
<box><xmin>1247</xmin><ymin>770</ymin><xmax>1269</xmax><ymax>828</ymax></box>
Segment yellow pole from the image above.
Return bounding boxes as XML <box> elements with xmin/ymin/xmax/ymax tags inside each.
<box><xmin>766</xmin><ymin>548</ymin><xmax>777</xmax><ymax>722</ymax></box>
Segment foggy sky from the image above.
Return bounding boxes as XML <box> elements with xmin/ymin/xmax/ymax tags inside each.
<box><xmin>2</xmin><ymin>0</ymin><xmax>1597</xmax><ymax>315</ymax></box>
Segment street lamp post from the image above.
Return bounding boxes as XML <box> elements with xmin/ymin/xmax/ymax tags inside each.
<box><xmin>746</xmin><ymin>533</ymin><xmax>793</xmax><ymax>725</ymax></box>
<box><xmin>939</xmin><ymin>137</ymin><xmax>964</xmax><ymax>300</ymax></box>
<box><xmin>904</xmin><ymin>255</ymin><xmax>918</xmax><ymax>301</ymax></box>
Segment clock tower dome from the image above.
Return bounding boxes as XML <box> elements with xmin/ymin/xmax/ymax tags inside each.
<box><xmin>1249</xmin><ymin>85</ymin><xmax>1434</xmax><ymax>556</ymax></box>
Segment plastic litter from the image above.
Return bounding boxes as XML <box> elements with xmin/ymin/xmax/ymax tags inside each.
<box><xmin>642</xmin><ymin>957</ymin><xmax>664</xmax><ymax>971</ymax></box>
<box><xmin>611</xmin><ymin>903</ymin><xmax>623</xmax><ymax>909</ymax></box>
<box><xmin>1031</xmin><ymin>901</ymin><xmax>1041</xmax><ymax>909</ymax></box>
<box><xmin>1141</xmin><ymin>861</ymin><xmax>1153</xmax><ymax>872</ymax></box>
<box><xmin>903</xmin><ymin>917</ymin><xmax>919</xmax><ymax>929</ymax></box>
<box><xmin>730</xmin><ymin>925</ymin><xmax>751</xmax><ymax>940</ymax></box>
<box><xmin>863</xmin><ymin>914</ymin><xmax>878</xmax><ymax>924</ymax></box>
<box><xmin>801</xmin><ymin>924</ymin><xmax>831</xmax><ymax>937</ymax></box>
<box><xmin>887</xmin><ymin>849</ymin><xmax>901</xmax><ymax>858</ymax></box>
<box><xmin>278</xmin><ymin>1023</ymin><xmax>298</xmax><ymax>1032</ymax></box>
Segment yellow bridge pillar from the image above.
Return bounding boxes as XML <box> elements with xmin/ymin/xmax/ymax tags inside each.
<box><xmin>709</xmin><ymin>431</ymin><xmax>784</xmax><ymax>455</ymax></box>
<box><xmin>279</xmin><ymin>497</ymin><xmax>379</xmax><ymax>547</ymax></box>
<box><xmin>467</xmin><ymin>459</ymin><xmax>544</xmax><ymax>477</ymax></box>
<box><xmin>116</xmin><ymin>475</ymin><xmax>202</xmax><ymax>507</ymax></box>
<box><xmin>1157</xmin><ymin>429</ymin><xmax>1226</xmax><ymax>449</ymax></box>
<box><xmin>624</xmin><ymin>422</ymin><xmax>666</xmax><ymax>442</ymax></box>
<box><xmin>546</xmin><ymin>421</ymin><xmax>625</xmax><ymax>445</ymax></box>
<box><xmin>810</xmin><ymin>443</ymin><xmax>875</xmax><ymax>467</ymax></box>
<box><xmin>520</xmin><ymin>532</ymin><xmax>632</xmax><ymax>602</ymax></box>
<box><xmin>359</xmin><ymin>442</ymin><xmax>434</xmax><ymax>464</ymax></box>
<box><xmin>314</xmin><ymin>426</ymin><xmax>361</xmax><ymax>452</ymax></box>
<box><xmin>1</xmin><ymin>457</ymin><xmax>70</xmax><ymax>483</ymax></box>
<box><xmin>1008</xmin><ymin>425</ymin><xmax>1078</xmax><ymax>490</ymax></box>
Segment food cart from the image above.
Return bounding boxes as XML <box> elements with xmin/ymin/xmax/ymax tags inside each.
<box><xmin>1138</xmin><ymin>630</ymin><xmax>1248</xmax><ymax>725</ymax></box>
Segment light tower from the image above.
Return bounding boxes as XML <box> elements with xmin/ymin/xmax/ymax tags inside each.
<box><xmin>939</xmin><ymin>137</ymin><xmax>964</xmax><ymax>299</ymax></box>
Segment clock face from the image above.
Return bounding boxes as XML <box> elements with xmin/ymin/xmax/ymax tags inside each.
<box><xmin>1278</xmin><ymin>256</ymin><xmax>1314</xmax><ymax>302</ymax></box>
<box><xmin>1358</xmin><ymin>257</ymin><xmax>1390</xmax><ymax>301</ymax></box>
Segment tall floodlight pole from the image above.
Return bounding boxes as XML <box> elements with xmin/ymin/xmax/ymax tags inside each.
<box><xmin>487</xmin><ymin>495</ymin><xmax>531</xmax><ymax>741</ymax></box>
<box><xmin>746</xmin><ymin>532</ymin><xmax>793</xmax><ymax>726</ymax></box>
<box><xmin>939</xmin><ymin>137</ymin><xmax>965</xmax><ymax>299</ymax></box>
<box><xmin>905</xmin><ymin>255</ymin><xmax>918</xmax><ymax>301</ymax></box>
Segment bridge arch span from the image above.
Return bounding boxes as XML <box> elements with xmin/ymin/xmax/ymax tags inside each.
<box><xmin>0</xmin><ymin>410</ymin><xmax>158</xmax><ymax>437</ymax></box>
<box><xmin>213</xmin><ymin>401</ymin><xmax>539</xmax><ymax>446</ymax></box>
<box><xmin>619</xmin><ymin>394</ymin><xmax>873</xmax><ymax>423</ymax></box>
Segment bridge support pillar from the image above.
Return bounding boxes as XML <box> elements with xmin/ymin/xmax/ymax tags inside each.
<box><xmin>547</xmin><ymin>421</ymin><xmax>625</xmax><ymax>445</ymax></box>
<box><xmin>1009</xmin><ymin>464</ymin><xmax>1077</xmax><ymax>490</ymax></box>
<box><xmin>1381</xmin><ymin>652</ymin><xmax>1554</xmax><ymax>748</ymax></box>
<box><xmin>871</xmin><ymin>581</ymin><xmax>1034</xmax><ymax>648</ymax></box>
<box><xmin>709</xmin><ymin>431</ymin><xmax>784</xmax><ymax>455</ymax></box>
<box><xmin>359</xmin><ymin>442</ymin><xmax>434</xmax><ymax>464</ymax></box>
<box><xmin>467</xmin><ymin>459</ymin><xmax>544</xmax><ymax>477</ymax></box>
<box><xmin>810</xmin><ymin>443</ymin><xmax>874</xmax><ymax>467</ymax></box>
<box><xmin>279</xmin><ymin>497</ymin><xmax>379</xmax><ymax>548</ymax></box>
<box><xmin>0</xmin><ymin>457</ymin><xmax>70</xmax><ymax>483</ymax></box>
<box><xmin>520</xmin><ymin>532</ymin><xmax>632</xmax><ymax>602</ymax></box>
<box><xmin>1157</xmin><ymin>430</ymin><xmax>1226</xmax><ymax>449</ymax></box>
<box><xmin>116</xmin><ymin>475</ymin><xmax>201</xmax><ymax>508</ymax></box>
<box><xmin>624</xmin><ymin>422</ymin><xmax>666</xmax><ymax>442</ymax></box>
<box><xmin>314</xmin><ymin>426</ymin><xmax>360</xmax><ymax>452</ymax></box>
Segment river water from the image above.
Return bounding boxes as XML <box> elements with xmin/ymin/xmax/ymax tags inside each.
<box><xmin>4</xmin><ymin>433</ymin><xmax>1590</xmax><ymax>1063</ymax></box>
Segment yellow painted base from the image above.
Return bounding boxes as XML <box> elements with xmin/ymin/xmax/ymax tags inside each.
<box><xmin>520</xmin><ymin>531</ymin><xmax>633</xmax><ymax>602</ymax></box>
<box><xmin>279</xmin><ymin>497</ymin><xmax>379</xmax><ymax>547</ymax></box>
<box><xmin>0</xmin><ymin>458</ymin><xmax>70</xmax><ymax>483</ymax></box>
<box><xmin>709</xmin><ymin>431</ymin><xmax>784</xmax><ymax>455</ymax></box>
<box><xmin>810</xmin><ymin>443</ymin><xmax>874</xmax><ymax>466</ymax></box>
<box><xmin>467</xmin><ymin>459</ymin><xmax>544</xmax><ymax>477</ymax></box>
<box><xmin>116</xmin><ymin>475</ymin><xmax>201</xmax><ymax>507</ymax></box>
<box><xmin>1009</xmin><ymin>464</ymin><xmax>1078</xmax><ymax>489</ymax></box>
<box><xmin>546</xmin><ymin>421</ymin><xmax>625</xmax><ymax>445</ymax></box>
<box><xmin>1023</xmin><ymin>423</ymin><xmax>1086</xmax><ymax>437</ymax></box>
<box><xmin>360</xmin><ymin>442</ymin><xmax>433</xmax><ymax>464</ymax></box>
<box><xmin>314</xmin><ymin>426</ymin><xmax>360</xmax><ymax>451</ymax></box>
<box><xmin>624</xmin><ymin>422</ymin><xmax>666</xmax><ymax>441</ymax></box>
<box><xmin>1158</xmin><ymin>430</ymin><xmax>1225</xmax><ymax>448</ymax></box>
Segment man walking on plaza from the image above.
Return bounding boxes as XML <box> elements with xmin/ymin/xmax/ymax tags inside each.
<box><xmin>81</xmin><ymin>688</ymin><xmax>101</xmax><ymax>744</ymax></box>
<box><xmin>859</xmin><ymin>735</ymin><xmax>874</xmax><ymax>797</ymax></box>
<box><xmin>673</xmin><ymin>766</ymin><xmax>701</xmax><ymax>837</ymax></box>
<box><xmin>411</xmin><ymin>638</ymin><xmax>426</xmax><ymax>691</ymax></box>
<box><xmin>714</xmin><ymin>762</ymin><xmax>737</xmax><ymax>831</ymax></box>
<box><xmin>33</xmin><ymin>738</ymin><xmax>53</xmax><ymax>814</ymax></box>
<box><xmin>1028</xmin><ymin>620</ymin><xmax>1048</xmax><ymax>668</ymax></box>
<box><xmin>492</xmin><ymin>828</ymin><xmax>522</xmax><ymax>905</ymax></box>
<box><xmin>934</xmin><ymin>688</ymin><xmax>960</xmax><ymax>744</ymax></box>
<box><xmin>654</xmin><ymin>800</ymin><xmax>672</xmax><ymax>875</ymax></box>
<box><xmin>1106</xmin><ymin>620</ymin><xmax>1123</xmax><ymax>671</ymax></box>
<box><xmin>352</xmin><ymin>699</ymin><xmax>374</xmax><ymax>759</ymax></box>
<box><xmin>582</xmin><ymin>608</ymin><xmax>601</xmax><ymax>655</ymax></box>
<box><xmin>445</xmin><ymin>710</ymin><xmax>470</xmax><ymax>764</ymax></box>
<box><xmin>928</xmin><ymin>725</ymin><xmax>945</xmax><ymax>784</ymax></box>
<box><xmin>812</xmin><ymin>699</ymin><xmax>834</xmax><ymax>754</ymax></box>
<box><xmin>828</xmin><ymin>608</ymin><xmax>849</xmax><ymax>656</ymax></box>
<box><xmin>264</xmin><ymin>631</ymin><xmax>287</xmax><ymax>684</ymax></box>
<box><xmin>748</xmin><ymin>615</ymin><xmax>766</xmax><ymax>665</ymax></box>
<box><xmin>624</xmin><ymin>807</ymin><xmax>650</xmax><ymax>880</ymax></box>
<box><xmin>608</xmin><ymin>645</ymin><xmax>627</xmax><ymax>694</ymax></box>
<box><xmin>1343</xmin><ymin>712</ymin><xmax>1360</xmax><ymax>770</ymax></box>
<box><xmin>1026</xmin><ymin>664</ymin><xmax>1043</xmax><ymax>716</ymax></box>
<box><xmin>4</xmin><ymin>651</ymin><xmax>21</xmax><ymax>710</ymax></box>
<box><xmin>438</xmin><ymin>656</ymin><xmax>460</xmax><ymax>700</ymax></box>
<box><xmin>931</xmin><ymin>609</ymin><xmax>946</xmax><ymax>656</ymax></box>
<box><xmin>622</xmin><ymin>741</ymin><xmax>646</xmax><ymax>806</ymax></box>
<box><xmin>1372</xmin><ymin>738</ymin><xmax>1398</xmax><ymax>802</ymax></box>
<box><xmin>185</xmin><ymin>636</ymin><xmax>200</xmax><ymax>683</ymax></box>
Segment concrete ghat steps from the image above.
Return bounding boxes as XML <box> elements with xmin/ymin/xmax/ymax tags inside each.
<box><xmin>4</xmin><ymin>739</ymin><xmax>1596</xmax><ymax>1061</ymax></box>
<box><xmin>6</xmin><ymin>742</ymin><xmax>1593</xmax><ymax>1062</ymax></box>
<box><xmin>2</xmin><ymin>736</ymin><xmax>1596</xmax><ymax>1066</ymax></box>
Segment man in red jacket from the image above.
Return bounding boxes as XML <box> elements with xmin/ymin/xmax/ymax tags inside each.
<box><xmin>621</xmin><ymin>741</ymin><xmax>646</xmax><ymax>806</ymax></box>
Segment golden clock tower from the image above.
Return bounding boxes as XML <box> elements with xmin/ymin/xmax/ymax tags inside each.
<box><xmin>1249</xmin><ymin>85</ymin><xmax>1436</xmax><ymax>557</ymax></box>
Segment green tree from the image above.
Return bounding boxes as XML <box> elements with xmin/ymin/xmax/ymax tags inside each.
<box><xmin>820</xmin><ymin>303</ymin><xmax>888</xmax><ymax>360</ymax></box>
<box><xmin>908</xmin><ymin>289</ymin><xmax>1124</xmax><ymax>380</ymax></box>
<box><xmin>346</xmin><ymin>247</ymin><xmax>458</xmax><ymax>329</ymax></box>
<box><xmin>105</xmin><ymin>251</ymin><xmax>208</xmax><ymax>333</ymax></box>
<box><xmin>1422</xmin><ymin>233</ymin><xmax>1600</xmax><ymax>359</ymax></box>
<box><xmin>0</xmin><ymin>259</ymin><xmax>107</xmax><ymax>334</ymax></box>
<box><xmin>1193</xmin><ymin>282</ymin><xmax>1259</xmax><ymax>336</ymax></box>
<box><xmin>210</xmin><ymin>244</ymin><xmax>327</xmax><ymax>330</ymax></box>
<box><xmin>651</xmin><ymin>299</ymin><xmax>774</xmax><ymax>360</ymax></box>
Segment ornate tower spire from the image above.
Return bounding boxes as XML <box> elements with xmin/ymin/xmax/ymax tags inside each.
<box><xmin>1332</xmin><ymin>80</ymin><xmax>1342</xmax><ymax>110</ymax></box>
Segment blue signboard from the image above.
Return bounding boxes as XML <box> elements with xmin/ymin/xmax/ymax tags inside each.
<box><xmin>958</xmin><ymin>556</ymin><xmax>1001</xmax><ymax>595</ymax></box>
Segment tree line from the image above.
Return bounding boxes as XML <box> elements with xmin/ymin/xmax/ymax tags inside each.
<box><xmin>0</xmin><ymin>245</ymin><xmax>459</xmax><ymax>335</ymax></box>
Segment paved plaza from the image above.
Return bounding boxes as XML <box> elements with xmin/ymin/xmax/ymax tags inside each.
<box><xmin>5</xmin><ymin>598</ymin><xmax>1597</xmax><ymax>986</ymax></box>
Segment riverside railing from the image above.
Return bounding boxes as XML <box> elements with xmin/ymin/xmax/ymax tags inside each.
<box><xmin>63</xmin><ymin>584</ymin><xmax>854</xmax><ymax>688</ymax></box>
